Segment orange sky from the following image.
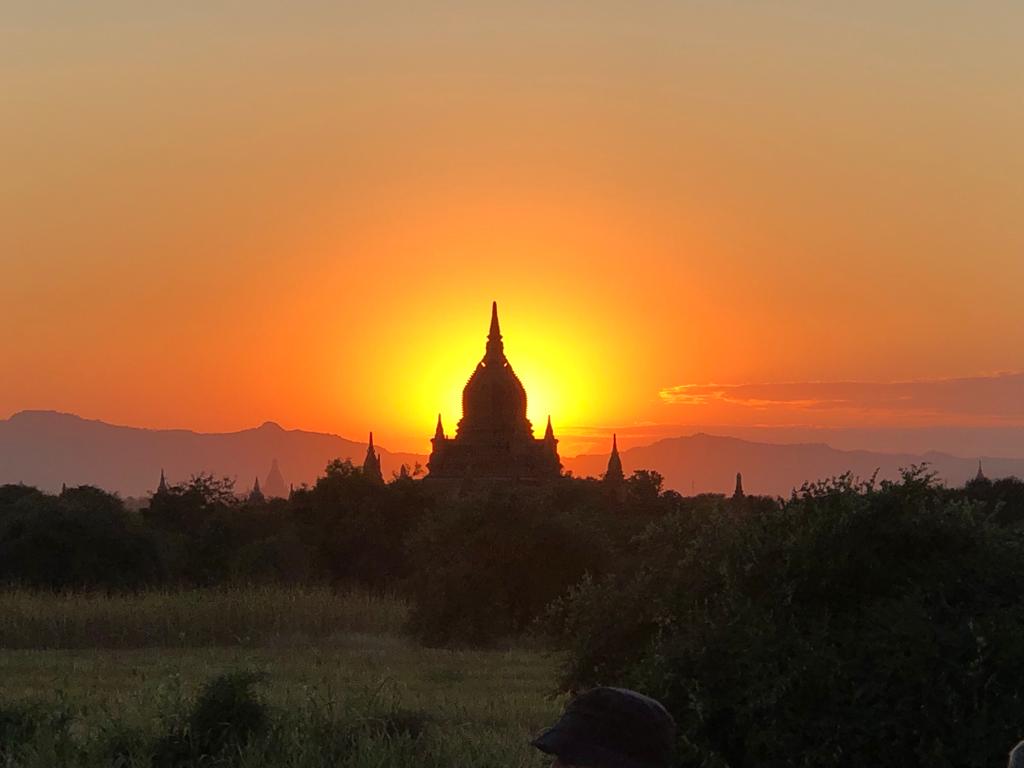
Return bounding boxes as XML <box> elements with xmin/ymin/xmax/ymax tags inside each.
<box><xmin>2</xmin><ymin>2</ymin><xmax>1023</xmax><ymax>455</ymax></box>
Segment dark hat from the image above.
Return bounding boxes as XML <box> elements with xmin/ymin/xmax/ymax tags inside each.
<box><xmin>531</xmin><ymin>687</ymin><xmax>676</xmax><ymax>768</ymax></box>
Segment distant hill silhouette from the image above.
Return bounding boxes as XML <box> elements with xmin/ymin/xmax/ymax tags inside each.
<box><xmin>0</xmin><ymin>411</ymin><xmax>424</xmax><ymax>497</ymax></box>
<box><xmin>562</xmin><ymin>433</ymin><xmax>1024</xmax><ymax>496</ymax></box>
<box><xmin>2</xmin><ymin>411</ymin><xmax>1021</xmax><ymax>498</ymax></box>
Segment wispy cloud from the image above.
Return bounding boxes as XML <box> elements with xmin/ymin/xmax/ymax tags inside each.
<box><xmin>659</xmin><ymin>372</ymin><xmax>1024</xmax><ymax>422</ymax></box>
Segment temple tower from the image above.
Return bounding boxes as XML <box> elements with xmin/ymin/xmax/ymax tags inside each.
<box><xmin>604</xmin><ymin>434</ymin><xmax>624</xmax><ymax>484</ymax></box>
<box><xmin>733</xmin><ymin>472</ymin><xmax>745</xmax><ymax>499</ymax></box>
<box><xmin>248</xmin><ymin>476</ymin><xmax>265</xmax><ymax>503</ymax></box>
<box><xmin>544</xmin><ymin>416</ymin><xmax>558</xmax><ymax>452</ymax></box>
<box><xmin>264</xmin><ymin>458</ymin><xmax>287</xmax><ymax>498</ymax></box>
<box><xmin>603</xmin><ymin>433</ymin><xmax>626</xmax><ymax>501</ymax></box>
<box><xmin>427</xmin><ymin>302</ymin><xmax>561</xmax><ymax>481</ymax></box>
<box><xmin>363</xmin><ymin>432</ymin><xmax>384</xmax><ymax>485</ymax></box>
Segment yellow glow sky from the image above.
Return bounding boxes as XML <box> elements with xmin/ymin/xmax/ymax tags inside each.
<box><xmin>2</xmin><ymin>2</ymin><xmax>1023</xmax><ymax>455</ymax></box>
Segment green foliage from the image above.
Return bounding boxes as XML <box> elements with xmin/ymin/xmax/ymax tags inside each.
<box><xmin>964</xmin><ymin>474</ymin><xmax>1024</xmax><ymax>526</ymax></box>
<box><xmin>144</xmin><ymin>474</ymin><xmax>246</xmax><ymax>586</ymax></box>
<box><xmin>0</xmin><ymin>484</ymin><xmax>161</xmax><ymax>589</ymax></box>
<box><xmin>404</xmin><ymin>487</ymin><xmax>613</xmax><ymax>646</ymax></box>
<box><xmin>401</xmin><ymin>474</ymin><xmax>684</xmax><ymax>647</ymax></box>
<box><xmin>0</xmin><ymin>459</ymin><xmax>683</xmax><ymax>617</ymax></box>
<box><xmin>292</xmin><ymin>460</ymin><xmax>431</xmax><ymax>589</ymax></box>
<box><xmin>547</xmin><ymin>468</ymin><xmax>1024</xmax><ymax>767</ymax></box>
<box><xmin>0</xmin><ymin>700</ymin><xmax>74</xmax><ymax>766</ymax></box>
<box><xmin>0</xmin><ymin>703</ymin><xmax>40</xmax><ymax>759</ymax></box>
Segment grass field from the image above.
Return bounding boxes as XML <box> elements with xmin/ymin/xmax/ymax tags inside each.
<box><xmin>0</xmin><ymin>586</ymin><xmax>408</xmax><ymax>648</ymax></box>
<box><xmin>0</xmin><ymin>588</ymin><xmax>561</xmax><ymax>767</ymax></box>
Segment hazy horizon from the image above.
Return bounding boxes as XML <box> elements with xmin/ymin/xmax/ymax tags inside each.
<box><xmin>6</xmin><ymin>406</ymin><xmax>1024</xmax><ymax>463</ymax></box>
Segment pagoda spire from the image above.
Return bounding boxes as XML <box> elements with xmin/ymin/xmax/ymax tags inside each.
<box><xmin>156</xmin><ymin>469</ymin><xmax>168</xmax><ymax>495</ymax></box>
<box><xmin>733</xmin><ymin>472</ymin><xmax>745</xmax><ymax>499</ymax></box>
<box><xmin>605</xmin><ymin>433</ymin><xmax>624</xmax><ymax>483</ymax></box>
<box><xmin>544</xmin><ymin>415</ymin><xmax>555</xmax><ymax>442</ymax></box>
<box><xmin>363</xmin><ymin>431</ymin><xmax>384</xmax><ymax>485</ymax></box>
<box><xmin>434</xmin><ymin>414</ymin><xmax>445</xmax><ymax>440</ymax></box>
<box><xmin>975</xmin><ymin>460</ymin><xmax>987</xmax><ymax>482</ymax></box>
<box><xmin>485</xmin><ymin>301</ymin><xmax>504</xmax><ymax>362</ymax></box>
<box><xmin>248</xmin><ymin>476</ymin><xmax>265</xmax><ymax>503</ymax></box>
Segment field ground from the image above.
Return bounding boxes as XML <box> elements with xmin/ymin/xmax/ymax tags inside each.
<box><xmin>0</xmin><ymin>589</ymin><xmax>561</xmax><ymax>767</ymax></box>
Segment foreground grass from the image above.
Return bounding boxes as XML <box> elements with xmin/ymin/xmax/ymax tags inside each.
<box><xmin>0</xmin><ymin>586</ymin><xmax>407</xmax><ymax>648</ymax></box>
<box><xmin>1</xmin><ymin>645</ymin><xmax>559</xmax><ymax>767</ymax></box>
<box><xmin>0</xmin><ymin>588</ymin><xmax>561</xmax><ymax>767</ymax></box>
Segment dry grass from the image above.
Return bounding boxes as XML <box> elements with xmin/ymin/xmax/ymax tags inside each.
<box><xmin>0</xmin><ymin>587</ymin><xmax>563</xmax><ymax>766</ymax></box>
<box><xmin>0</xmin><ymin>586</ymin><xmax>408</xmax><ymax>649</ymax></box>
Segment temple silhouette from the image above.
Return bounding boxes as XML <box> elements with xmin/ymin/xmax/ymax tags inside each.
<box><xmin>143</xmin><ymin>304</ymin><xmax>745</xmax><ymax>494</ymax></box>
<box><xmin>427</xmin><ymin>302</ymin><xmax>562</xmax><ymax>482</ymax></box>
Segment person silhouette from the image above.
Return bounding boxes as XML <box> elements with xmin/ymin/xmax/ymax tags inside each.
<box><xmin>531</xmin><ymin>687</ymin><xmax>675</xmax><ymax>768</ymax></box>
<box><xmin>1009</xmin><ymin>740</ymin><xmax>1024</xmax><ymax>768</ymax></box>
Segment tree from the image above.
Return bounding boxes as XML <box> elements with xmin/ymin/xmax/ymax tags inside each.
<box><xmin>0</xmin><ymin>485</ymin><xmax>161</xmax><ymax>588</ymax></box>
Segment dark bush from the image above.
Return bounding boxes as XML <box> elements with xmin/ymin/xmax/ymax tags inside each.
<box><xmin>0</xmin><ymin>702</ymin><xmax>74</xmax><ymax>763</ymax></box>
<box><xmin>291</xmin><ymin>459</ymin><xmax>431</xmax><ymax>589</ymax></box>
<box><xmin>0</xmin><ymin>704</ymin><xmax>39</xmax><ymax>758</ymax></box>
<box><xmin>0</xmin><ymin>484</ymin><xmax>162</xmax><ymax>589</ymax></box>
<box><xmin>547</xmin><ymin>468</ymin><xmax>1024</xmax><ymax>768</ymax></box>
<box><xmin>404</xmin><ymin>488</ymin><xmax>611</xmax><ymax>646</ymax></box>
<box><xmin>153</xmin><ymin>671</ymin><xmax>267</xmax><ymax>766</ymax></box>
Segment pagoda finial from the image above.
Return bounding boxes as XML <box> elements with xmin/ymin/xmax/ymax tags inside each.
<box><xmin>605</xmin><ymin>433</ymin><xmax>624</xmax><ymax>484</ymax></box>
<box><xmin>976</xmin><ymin>459</ymin><xmax>987</xmax><ymax>482</ymax></box>
<box><xmin>544</xmin><ymin>415</ymin><xmax>554</xmax><ymax>441</ymax></box>
<box><xmin>490</xmin><ymin>301</ymin><xmax>500</xmax><ymax>337</ymax></box>
<box><xmin>368</xmin><ymin>431</ymin><xmax>374</xmax><ymax>450</ymax></box>
<box><xmin>434</xmin><ymin>414</ymin><xmax>445</xmax><ymax>440</ymax></box>
<box><xmin>733</xmin><ymin>472</ymin><xmax>745</xmax><ymax>499</ymax></box>
<box><xmin>156</xmin><ymin>468</ymin><xmax>168</xmax><ymax>495</ymax></box>
<box><xmin>485</xmin><ymin>301</ymin><xmax>504</xmax><ymax>361</ymax></box>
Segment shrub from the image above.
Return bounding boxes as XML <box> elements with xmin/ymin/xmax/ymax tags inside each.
<box><xmin>0</xmin><ymin>485</ymin><xmax>162</xmax><ymax>589</ymax></box>
<box><xmin>405</xmin><ymin>489</ymin><xmax>609</xmax><ymax>646</ymax></box>
<box><xmin>0</xmin><ymin>704</ymin><xmax>39</xmax><ymax>758</ymax></box>
<box><xmin>0</xmin><ymin>701</ymin><xmax>74</xmax><ymax>765</ymax></box>
<box><xmin>547</xmin><ymin>469</ymin><xmax>1024</xmax><ymax>768</ymax></box>
<box><xmin>153</xmin><ymin>671</ymin><xmax>267</xmax><ymax>766</ymax></box>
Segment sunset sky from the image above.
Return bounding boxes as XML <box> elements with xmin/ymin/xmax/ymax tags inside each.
<box><xmin>3</xmin><ymin>2</ymin><xmax>1023</xmax><ymax>456</ymax></box>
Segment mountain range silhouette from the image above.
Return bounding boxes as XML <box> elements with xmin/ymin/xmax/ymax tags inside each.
<box><xmin>1</xmin><ymin>410</ymin><xmax>1020</xmax><ymax>497</ymax></box>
